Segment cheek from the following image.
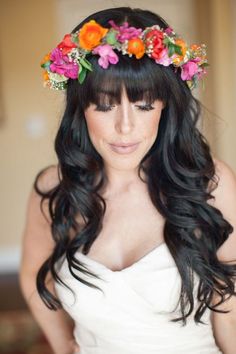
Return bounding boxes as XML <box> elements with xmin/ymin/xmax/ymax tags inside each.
<box><xmin>142</xmin><ymin>114</ymin><xmax>161</xmax><ymax>139</ymax></box>
<box><xmin>85</xmin><ymin>115</ymin><xmax>111</xmax><ymax>143</ymax></box>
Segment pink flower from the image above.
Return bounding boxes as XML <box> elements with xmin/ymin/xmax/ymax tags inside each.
<box><xmin>164</xmin><ymin>27</ymin><xmax>174</xmax><ymax>35</ymax></box>
<box><xmin>181</xmin><ymin>60</ymin><xmax>199</xmax><ymax>81</ymax></box>
<box><xmin>197</xmin><ymin>67</ymin><xmax>207</xmax><ymax>79</ymax></box>
<box><xmin>155</xmin><ymin>48</ymin><xmax>172</xmax><ymax>66</ymax></box>
<box><xmin>92</xmin><ymin>44</ymin><xmax>119</xmax><ymax>69</ymax></box>
<box><xmin>50</xmin><ymin>48</ymin><xmax>79</xmax><ymax>79</ymax></box>
<box><xmin>108</xmin><ymin>20</ymin><xmax>142</xmax><ymax>42</ymax></box>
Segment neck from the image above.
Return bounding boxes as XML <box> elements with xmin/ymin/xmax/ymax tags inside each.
<box><xmin>100</xmin><ymin>165</ymin><xmax>148</xmax><ymax>200</ymax></box>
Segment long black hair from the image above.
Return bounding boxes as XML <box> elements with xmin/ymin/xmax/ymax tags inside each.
<box><xmin>34</xmin><ymin>6</ymin><xmax>236</xmax><ymax>325</ymax></box>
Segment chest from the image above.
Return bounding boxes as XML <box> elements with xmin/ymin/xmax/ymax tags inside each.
<box><xmin>79</xmin><ymin>194</ymin><xmax>166</xmax><ymax>271</ymax></box>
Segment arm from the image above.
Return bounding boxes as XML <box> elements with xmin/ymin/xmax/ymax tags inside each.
<box><xmin>208</xmin><ymin>158</ymin><xmax>236</xmax><ymax>353</ymax></box>
<box><xmin>19</xmin><ymin>166</ymin><xmax>80</xmax><ymax>354</ymax></box>
<box><xmin>210</xmin><ymin>286</ymin><xmax>236</xmax><ymax>354</ymax></box>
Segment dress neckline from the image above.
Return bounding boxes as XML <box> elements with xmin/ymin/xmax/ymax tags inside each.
<box><xmin>76</xmin><ymin>242</ymin><xmax>167</xmax><ymax>274</ymax></box>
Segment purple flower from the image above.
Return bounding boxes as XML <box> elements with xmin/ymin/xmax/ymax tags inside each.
<box><xmin>50</xmin><ymin>48</ymin><xmax>79</xmax><ymax>79</ymax></box>
<box><xmin>108</xmin><ymin>20</ymin><xmax>142</xmax><ymax>42</ymax></box>
<box><xmin>92</xmin><ymin>44</ymin><xmax>119</xmax><ymax>69</ymax></box>
<box><xmin>181</xmin><ymin>60</ymin><xmax>199</xmax><ymax>81</ymax></box>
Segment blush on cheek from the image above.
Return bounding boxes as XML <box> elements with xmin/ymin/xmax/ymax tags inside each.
<box><xmin>85</xmin><ymin>113</ymin><xmax>114</xmax><ymax>147</ymax></box>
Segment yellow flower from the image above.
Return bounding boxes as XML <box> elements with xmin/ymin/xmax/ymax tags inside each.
<box><xmin>79</xmin><ymin>20</ymin><xmax>108</xmax><ymax>51</ymax></box>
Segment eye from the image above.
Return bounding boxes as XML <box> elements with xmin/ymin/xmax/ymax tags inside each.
<box><xmin>94</xmin><ymin>104</ymin><xmax>115</xmax><ymax>112</ymax></box>
<box><xmin>136</xmin><ymin>104</ymin><xmax>155</xmax><ymax>111</ymax></box>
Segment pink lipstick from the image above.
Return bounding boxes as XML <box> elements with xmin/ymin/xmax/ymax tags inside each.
<box><xmin>109</xmin><ymin>142</ymin><xmax>140</xmax><ymax>154</ymax></box>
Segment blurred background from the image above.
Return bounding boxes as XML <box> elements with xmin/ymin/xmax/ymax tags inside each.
<box><xmin>0</xmin><ymin>0</ymin><xmax>236</xmax><ymax>353</ymax></box>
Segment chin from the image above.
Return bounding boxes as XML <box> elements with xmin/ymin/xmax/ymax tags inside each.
<box><xmin>105</xmin><ymin>152</ymin><xmax>144</xmax><ymax>168</ymax></box>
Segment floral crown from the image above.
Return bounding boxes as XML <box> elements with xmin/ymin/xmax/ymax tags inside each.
<box><xmin>41</xmin><ymin>19</ymin><xmax>208</xmax><ymax>91</ymax></box>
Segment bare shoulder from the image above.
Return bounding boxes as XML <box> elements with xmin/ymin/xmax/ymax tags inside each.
<box><xmin>212</xmin><ymin>156</ymin><xmax>236</xmax><ymax>190</ymax></box>
<box><xmin>34</xmin><ymin>164</ymin><xmax>61</xmax><ymax>194</ymax></box>
<box><xmin>30</xmin><ymin>164</ymin><xmax>61</xmax><ymax>224</ymax></box>
<box><xmin>210</xmin><ymin>156</ymin><xmax>236</xmax><ymax>262</ymax></box>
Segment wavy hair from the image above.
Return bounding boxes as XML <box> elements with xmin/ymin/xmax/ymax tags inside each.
<box><xmin>34</xmin><ymin>6</ymin><xmax>236</xmax><ymax>325</ymax></box>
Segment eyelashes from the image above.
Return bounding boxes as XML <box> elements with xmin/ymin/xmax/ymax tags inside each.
<box><xmin>94</xmin><ymin>104</ymin><xmax>113</xmax><ymax>112</ymax></box>
<box><xmin>137</xmin><ymin>105</ymin><xmax>155</xmax><ymax>111</ymax></box>
<box><xmin>94</xmin><ymin>104</ymin><xmax>155</xmax><ymax>112</ymax></box>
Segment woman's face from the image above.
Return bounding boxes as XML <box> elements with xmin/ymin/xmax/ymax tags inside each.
<box><xmin>84</xmin><ymin>87</ymin><xmax>165</xmax><ymax>172</ymax></box>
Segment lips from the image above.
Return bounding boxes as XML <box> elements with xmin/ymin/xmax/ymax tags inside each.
<box><xmin>109</xmin><ymin>142</ymin><xmax>140</xmax><ymax>154</ymax></box>
<box><xmin>110</xmin><ymin>142</ymin><xmax>138</xmax><ymax>147</ymax></box>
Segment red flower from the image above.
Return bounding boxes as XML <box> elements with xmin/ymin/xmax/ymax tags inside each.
<box><xmin>58</xmin><ymin>34</ymin><xmax>77</xmax><ymax>55</ymax></box>
<box><xmin>145</xmin><ymin>29</ymin><xmax>165</xmax><ymax>60</ymax></box>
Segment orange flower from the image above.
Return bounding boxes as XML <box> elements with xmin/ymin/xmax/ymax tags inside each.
<box><xmin>190</xmin><ymin>44</ymin><xmax>206</xmax><ymax>60</ymax></box>
<box><xmin>79</xmin><ymin>20</ymin><xmax>108</xmax><ymax>51</ymax></box>
<box><xmin>190</xmin><ymin>44</ymin><xmax>199</xmax><ymax>51</ymax></box>
<box><xmin>176</xmin><ymin>39</ymin><xmax>187</xmax><ymax>56</ymax></box>
<box><xmin>43</xmin><ymin>70</ymin><xmax>49</xmax><ymax>82</ymax></box>
<box><xmin>172</xmin><ymin>38</ymin><xmax>187</xmax><ymax>65</ymax></box>
<box><xmin>41</xmin><ymin>53</ymin><xmax>51</xmax><ymax>66</ymax></box>
<box><xmin>127</xmin><ymin>38</ymin><xmax>145</xmax><ymax>59</ymax></box>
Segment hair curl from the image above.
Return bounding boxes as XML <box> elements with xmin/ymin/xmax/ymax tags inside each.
<box><xmin>34</xmin><ymin>6</ymin><xmax>236</xmax><ymax>325</ymax></box>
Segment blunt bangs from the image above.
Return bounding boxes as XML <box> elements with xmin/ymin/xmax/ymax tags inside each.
<box><xmin>74</xmin><ymin>53</ymin><xmax>173</xmax><ymax>110</ymax></box>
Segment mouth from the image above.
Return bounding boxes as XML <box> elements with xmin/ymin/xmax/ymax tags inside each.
<box><xmin>109</xmin><ymin>142</ymin><xmax>140</xmax><ymax>154</ymax></box>
<box><xmin>110</xmin><ymin>141</ymin><xmax>139</xmax><ymax>147</ymax></box>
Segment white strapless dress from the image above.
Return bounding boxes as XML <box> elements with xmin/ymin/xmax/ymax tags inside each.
<box><xmin>55</xmin><ymin>242</ymin><xmax>222</xmax><ymax>354</ymax></box>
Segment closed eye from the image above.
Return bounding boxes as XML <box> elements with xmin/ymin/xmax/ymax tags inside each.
<box><xmin>94</xmin><ymin>104</ymin><xmax>155</xmax><ymax>112</ymax></box>
<box><xmin>136</xmin><ymin>104</ymin><xmax>155</xmax><ymax>111</ymax></box>
<box><xmin>94</xmin><ymin>105</ymin><xmax>115</xmax><ymax>112</ymax></box>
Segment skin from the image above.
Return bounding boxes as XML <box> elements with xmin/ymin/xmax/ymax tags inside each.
<box><xmin>84</xmin><ymin>85</ymin><xmax>165</xmax><ymax>197</ymax></box>
<box><xmin>81</xmin><ymin>85</ymin><xmax>167</xmax><ymax>270</ymax></box>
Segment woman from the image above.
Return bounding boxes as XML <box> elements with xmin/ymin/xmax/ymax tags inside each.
<box><xmin>20</xmin><ymin>6</ymin><xmax>236</xmax><ymax>354</ymax></box>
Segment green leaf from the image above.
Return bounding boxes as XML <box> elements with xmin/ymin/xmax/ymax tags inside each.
<box><xmin>79</xmin><ymin>58</ymin><xmax>92</xmax><ymax>71</ymax></box>
<box><xmin>105</xmin><ymin>30</ymin><xmax>117</xmax><ymax>45</ymax></box>
<box><xmin>174</xmin><ymin>44</ymin><xmax>182</xmax><ymax>56</ymax></box>
<box><xmin>168</xmin><ymin>44</ymin><xmax>175</xmax><ymax>57</ymax></box>
<box><xmin>163</xmin><ymin>37</ymin><xmax>171</xmax><ymax>46</ymax></box>
<box><xmin>78</xmin><ymin>66</ymin><xmax>87</xmax><ymax>84</ymax></box>
<box><xmin>201</xmin><ymin>62</ymin><xmax>209</xmax><ymax>68</ymax></box>
<box><xmin>71</xmin><ymin>33</ymin><xmax>79</xmax><ymax>43</ymax></box>
<box><xmin>41</xmin><ymin>61</ymin><xmax>51</xmax><ymax>70</ymax></box>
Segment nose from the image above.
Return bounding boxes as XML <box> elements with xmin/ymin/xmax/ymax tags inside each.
<box><xmin>115</xmin><ymin>106</ymin><xmax>134</xmax><ymax>134</ymax></box>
